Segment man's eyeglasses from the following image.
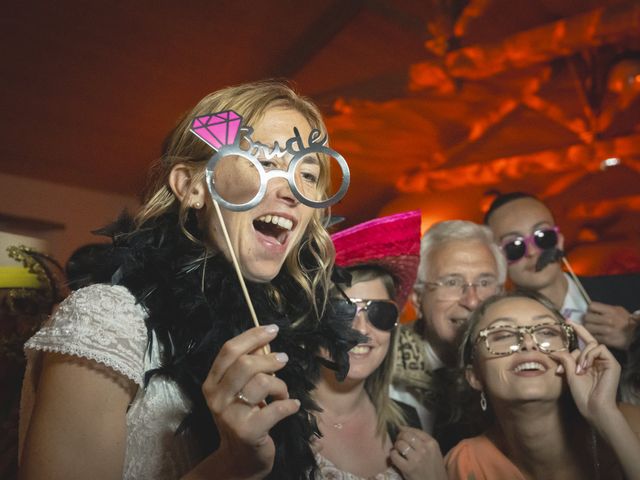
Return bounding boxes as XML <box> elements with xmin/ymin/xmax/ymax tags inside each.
<box><xmin>473</xmin><ymin>322</ymin><xmax>575</xmax><ymax>357</ymax></box>
<box><xmin>500</xmin><ymin>226</ymin><xmax>559</xmax><ymax>263</ymax></box>
<box><xmin>426</xmin><ymin>277</ymin><xmax>499</xmax><ymax>301</ymax></box>
<box><xmin>332</xmin><ymin>298</ymin><xmax>399</xmax><ymax>332</ymax></box>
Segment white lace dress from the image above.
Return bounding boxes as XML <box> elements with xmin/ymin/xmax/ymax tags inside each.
<box><xmin>19</xmin><ymin>284</ymin><xmax>202</xmax><ymax>479</ymax></box>
<box><xmin>314</xmin><ymin>453</ymin><xmax>403</xmax><ymax>480</ymax></box>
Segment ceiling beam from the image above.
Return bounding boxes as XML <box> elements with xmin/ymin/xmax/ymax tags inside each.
<box><xmin>395</xmin><ymin>132</ymin><xmax>640</xmax><ymax>192</ymax></box>
<box><xmin>267</xmin><ymin>0</ymin><xmax>367</xmax><ymax>78</ymax></box>
<box><xmin>364</xmin><ymin>0</ymin><xmax>428</xmax><ymax>35</ymax></box>
<box><xmin>567</xmin><ymin>194</ymin><xmax>640</xmax><ymax>219</ymax></box>
<box><xmin>311</xmin><ymin>70</ymin><xmax>410</xmax><ymax>108</ymax></box>
<box><xmin>410</xmin><ymin>0</ymin><xmax>640</xmax><ymax>85</ymax></box>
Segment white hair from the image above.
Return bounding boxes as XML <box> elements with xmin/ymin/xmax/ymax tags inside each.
<box><xmin>414</xmin><ymin>220</ymin><xmax>507</xmax><ymax>291</ymax></box>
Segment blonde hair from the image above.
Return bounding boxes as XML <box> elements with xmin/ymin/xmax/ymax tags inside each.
<box><xmin>346</xmin><ymin>267</ymin><xmax>407</xmax><ymax>437</ymax></box>
<box><xmin>135</xmin><ymin>79</ymin><xmax>335</xmax><ymax>312</ymax></box>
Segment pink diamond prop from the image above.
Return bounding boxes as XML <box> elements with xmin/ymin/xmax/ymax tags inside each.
<box><xmin>191</xmin><ymin>110</ymin><xmax>242</xmax><ymax>149</ymax></box>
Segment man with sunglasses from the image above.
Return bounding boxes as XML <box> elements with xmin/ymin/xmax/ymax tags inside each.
<box><xmin>485</xmin><ymin>192</ymin><xmax>640</xmax><ymax>357</ymax></box>
<box><xmin>391</xmin><ymin>220</ymin><xmax>507</xmax><ymax>436</ymax></box>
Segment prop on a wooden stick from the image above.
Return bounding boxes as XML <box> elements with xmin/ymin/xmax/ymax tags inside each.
<box><xmin>189</xmin><ymin>110</ymin><xmax>351</xmax><ymax>350</ymax></box>
<box><xmin>535</xmin><ymin>247</ymin><xmax>591</xmax><ymax>305</ymax></box>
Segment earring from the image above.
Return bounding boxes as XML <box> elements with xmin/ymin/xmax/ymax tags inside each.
<box><xmin>192</xmin><ymin>201</ymin><xmax>201</xmax><ymax>209</ymax></box>
<box><xmin>480</xmin><ymin>391</ymin><xmax>487</xmax><ymax>412</ymax></box>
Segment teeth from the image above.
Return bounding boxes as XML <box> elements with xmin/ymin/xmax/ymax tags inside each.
<box><xmin>350</xmin><ymin>345</ymin><xmax>371</xmax><ymax>355</ymax></box>
<box><xmin>257</xmin><ymin>215</ymin><xmax>293</xmax><ymax>231</ymax></box>
<box><xmin>514</xmin><ymin>362</ymin><xmax>546</xmax><ymax>372</ymax></box>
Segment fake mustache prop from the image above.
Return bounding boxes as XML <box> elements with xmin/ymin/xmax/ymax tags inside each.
<box><xmin>535</xmin><ymin>247</ymin><xmax>564</xmax><ymax>272</ymax></box>
<box><xmin>535</xmin><ymin>247</ymin><xmax>591</xmax><ymax>305</ymax></box>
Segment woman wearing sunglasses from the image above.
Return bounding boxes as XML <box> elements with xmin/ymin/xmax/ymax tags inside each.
<box><xmin>311</xmin><ymin>211</ymin><xmax>447</xmax><ymax>480</ymax></box>
<box><xmin>446</xmin><ymin>290</ymin><xmax>640</xmax><ymax>480</ymax></box>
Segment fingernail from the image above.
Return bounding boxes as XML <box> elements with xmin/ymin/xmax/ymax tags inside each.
<box><xmin>556</xmin><ymin>364</ymin><xmax>564</xmax><ymax>374</ymax></box>
<box><xmin>293</xmin><ymin>398</ymin><xmax>301</xmax><ymax>407</ymax></box>
<box><xmin>576</xmin><ymin>364</ymin><xmax>583</xmax><ymax>374</ymax></box>
<box><xmin>581</xmin><ymin>360</ymin><xmax>588</xmax><ymax>370</ymax></box>
<box><xmin>275</xmin><ymin>352</ymin><xmax>289</xmax><ymax>363</ymax></box>
<box><xmin>264</xmin><ymin>324</ymin><xmax>279</xmax><ymax>334</ymax></box>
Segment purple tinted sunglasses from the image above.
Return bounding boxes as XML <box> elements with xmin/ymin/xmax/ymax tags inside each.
<box><xmin>500</xmin><ymin>226</ymin><xmax>559</xmax><ymax>263</ymax></box>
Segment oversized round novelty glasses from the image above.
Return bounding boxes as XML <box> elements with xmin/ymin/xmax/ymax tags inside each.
<box><xmin>332</xmin><ymin>297</ymin><xmax>399</xmax><ymax>332</ymax></box>
<box><xmin>191</xmin><ymin>111</ymin><xmax>350</xmax><ymax>212</ymax></box>
<box><xmin>426</xmin><ymin>276</ymin><xmax>499</xmax><ymax>301</ymax></box>
<box><xmin>500</xmin><ymin>226</ymin><xmax>559</xmax><ymax>263</ymax></box>
<box><xmin>473</xmin><ymin>321</ymin><xmax>575</xmax><ymax>357</ymax></box>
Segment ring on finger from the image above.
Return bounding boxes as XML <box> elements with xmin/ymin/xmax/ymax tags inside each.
<box><xmin>236</xmin><ymin>390</ymin><xmax>252</xmax><ymax>406</ymax></box>
<box><xmin>400</xmin><ymin>445</ymin><xmax>412</xmax><ymax>459</ymax></box>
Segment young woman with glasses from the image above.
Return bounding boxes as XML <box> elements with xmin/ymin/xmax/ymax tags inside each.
<box><xmin>310</xmin><ymin>211</ymin><xmax>447</xmax><ymax>480</ymax></box>
<box><xmin>446</xmin><ymin>290</ymin><xmax>640</xmax><ymax>480</ymax></box>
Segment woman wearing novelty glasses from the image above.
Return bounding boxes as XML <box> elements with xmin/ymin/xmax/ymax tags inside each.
<box><xmin>311</xmin><ymin>212</ymin><xmax>447</xmax><ymax>480</ymax></box>
<box><xmin>19</xmin><ymin>81</ymin><xmax>355</xmax><ymax>480</ymax></box>
<box><xmin>446</xmin><ymin>290</ymin><xmax>640</xmax><ymax>480</ymax></box>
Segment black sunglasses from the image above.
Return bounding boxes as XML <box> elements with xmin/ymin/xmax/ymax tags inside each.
<box><xmin>500</xmin><ymin>226</ymin><xmax>559</xmax><ymax>263</ymax></box>
<box><xmin>331</xmin><ymin>297</ymin><xmax>399</xmax><ymax>332</ymax></box>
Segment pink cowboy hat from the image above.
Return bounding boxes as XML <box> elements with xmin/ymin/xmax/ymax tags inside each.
<box><xmin>331</xmin><ymin>211</ymin><xmax>421</xmax><ymax>309</ymax></box>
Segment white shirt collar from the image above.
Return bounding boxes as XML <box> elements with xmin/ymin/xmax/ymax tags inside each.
<box><xmin>423</xmin><ymin>340</ymin><xmax>445</xmax><ymax>370</ymax></box>
<box><xmin>561</xmin><ymin>272</ymin><xmax>588</xmax><ymax>324</ymax></box>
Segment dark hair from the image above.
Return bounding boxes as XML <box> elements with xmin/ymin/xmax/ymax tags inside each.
<box><xmin>445</xmin><ymin>290</ymin><xmax>574</xmax><ymax>436</ymax></box>
<box><xmin>453</xmin><ymin>289</ymin><xmax>597</xmax><ymax>472</ymax></box>
<box><xmin>483</xmin><ymin>192</ymin><xmax>538</xmax><ymax>225</ymax></box>
<box><xmin>622</xmin><ymin>327</ymin><xmax>640</xmax><ymax>403</ymax></box>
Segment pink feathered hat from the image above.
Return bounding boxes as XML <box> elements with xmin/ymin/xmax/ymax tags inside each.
<box><xmin>331</xmin><ymin>210</ymin><xmax>421</xmax><ymax>309</ymax></box>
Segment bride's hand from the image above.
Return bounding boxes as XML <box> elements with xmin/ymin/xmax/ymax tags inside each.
<box><xmin>187</xmin><ymin>324</ymin><xmax>299</xmax><ymax>479</ymax></box>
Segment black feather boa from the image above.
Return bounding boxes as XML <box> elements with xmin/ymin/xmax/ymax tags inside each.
<box><xmin>87</xmin><ymin>209</ymin><xmax>361</xmax><ymax>479</ymax></box>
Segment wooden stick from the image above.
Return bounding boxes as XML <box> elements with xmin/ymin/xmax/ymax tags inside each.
<box><xmin>212</xmin><ymin>199</ymin><xmax>271</xmax><ymax>355</ymax></box>
<box><xmin>562</xmin><ymin>257</ymin><xmax>592</xmax><ymax>305</ymax></box>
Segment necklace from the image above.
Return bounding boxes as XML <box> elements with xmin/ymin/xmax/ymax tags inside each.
<box><xmin>318</xmin><ymin>409</ymin><xmax>350</xmax><ymax>429</ymax></box>
<box><xmin>316</xmin><ymin>402</ymin><xmax>361</xmax><ymax>430</ymax></box>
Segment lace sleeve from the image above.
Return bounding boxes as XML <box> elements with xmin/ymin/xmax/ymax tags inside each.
<box><xmin>24</xmin><ymin>284</ymin><xmax>149</xmax><ymax>386</ymax></box>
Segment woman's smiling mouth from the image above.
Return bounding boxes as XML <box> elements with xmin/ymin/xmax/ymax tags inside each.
<box><xmin>510</xmin><ymin>360</ymin><xmax>551</xmax><ymax>377</ymax></box>
<box><xmin>513</xmin><ymin>361</ymin><xmax>547</xmax><ymax>373</ymax></box>
<box><xmin>349</xmin><ymin>344</ymin><xmax>373</xmax><ymax>355</ymax></box>
<box><xmin>254</xmin><ymin>214</ymin><xmax>295</xmax><ymax>245</ymax></box>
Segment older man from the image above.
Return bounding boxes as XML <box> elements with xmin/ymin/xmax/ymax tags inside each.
<box><xmin>391</xmin><ymin>220</ymin><xmax>506</xmax><ymax>432</ymax></box>
<box><xmin>485</xmin><ymin>192</ymin><xmax>640</xmax><ymax>353</ymax></box>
